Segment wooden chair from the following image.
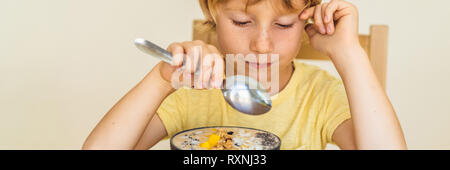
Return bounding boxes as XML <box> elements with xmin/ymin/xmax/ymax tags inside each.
<box><xmin>193</xmin><ymin>20</ymin><xmax>389</xmax><ymax>89</ymax></box>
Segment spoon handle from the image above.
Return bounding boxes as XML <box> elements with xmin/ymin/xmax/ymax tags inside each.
<box><xmin>134</xmin><ymin>38</ymin><xmax>200</xmax><ymax>75</ymax></box>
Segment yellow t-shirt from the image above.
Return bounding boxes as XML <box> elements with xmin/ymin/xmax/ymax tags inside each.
<box><xmin>156</xmin><ymin>61</ymin><xmax>351</xmax><ymax>150</ymax></box>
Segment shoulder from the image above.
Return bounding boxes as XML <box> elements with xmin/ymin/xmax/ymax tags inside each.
<box><xmin>293</xmin><ymin>61</ymin><xmax>343</xmax><ymax>90</ymax></box>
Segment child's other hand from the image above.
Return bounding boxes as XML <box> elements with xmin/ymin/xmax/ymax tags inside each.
<box><xmin>299</xmin><ymin>0</ymin><xmax>360</xmax><ymax>58</ymax></box>
<box><xmin>160</xmin><ymin>40</ymin><xmax>224</xmax><ymax>90</ymax></box>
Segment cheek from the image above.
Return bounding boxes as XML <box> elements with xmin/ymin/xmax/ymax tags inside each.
<box><xmin>273</xmin><ymin>28</ymin><xmax>303</xmax><ymax>64</ymax></box>
<box><xmin>216</xmin><ymin>20</ymin><xmax>250</xmax><ymax>55</ymax></box>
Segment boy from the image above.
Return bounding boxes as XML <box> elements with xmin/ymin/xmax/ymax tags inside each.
<box><xmin>83</xmin><ymin>0</ymin><xmax>406</xmax><ymax>150</ymax></box>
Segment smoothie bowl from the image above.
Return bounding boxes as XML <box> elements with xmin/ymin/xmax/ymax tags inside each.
<box><xmin>170</xmin><ymin>126</ymin><xmax>281</xmax><ymax>150</ymax></box>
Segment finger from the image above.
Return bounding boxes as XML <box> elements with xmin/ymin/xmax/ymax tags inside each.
<box><xmin>193</xmin><ymin>46</ymin><xmax>210</xmax><ymax>89</ymax></box>
<box><xmin>334</xmin><ymin>9</ymin><xmax>352</xmax><ymax>21</ymax></box>
<box><xmin>180</xmin><ymin>42</ymin><xmax>199</xmax><ymax>88</ymax></box>
<box><xmin>299</xmin><ymin>6</ymin><xmax>315</xmax><ymax>21</ymax></box>
<box><xmin>324</xmin><ymin>1</ymin><xmax>339</xmax><ymax>23</ymax></box>
<box><xmin>321</xmin><ymin>3</ymin><xmax>330</xmax><ymax>34</ymax></box>
<box><xmin>182</xmin><ymin>71</ymin><xmax>193</xmax><ymax>88</ymax></box>
<box><xmin>170</xmin><ymin>67</ymin><xmax>184</xmax><ymax>89</ymax></box>
<box><xmin>210</xmin><ymin>52</ymin><xmax>224</xmax><ymax>89</ymax></box>
<box><xmin>314</xmin><ymin>4</ymin><xmax>326</xmax><ymax>34</ymax></box>
<box><xmin>321</xmin><ymin>3</ymin><xmax>333</xmax><ymax>35</ymax></box>
<box><xmin>193</xmin><ymin>46</ymin><xmax>208</xmax><ymax>89</ymax></box>
<box><xmin>324</xmin><ymin>2</ymin><xmax>339</xmax><ymax>34</ymax></box>
<box><xmin>167</xmin><ymin>42</ymin><xmax>184</xmax><ymax>66</ymax></box>
<box><xmin>201</xmin><ymin>53</ymin><xmax>213</xmax><ymax>89</ymax></box>
<box><xmin>182</xmin><ymin>41</ymin><xmax>203</xmax><ymax>75</ymax></box>
<box><xmin>202</xmin><ymin>45</ymin><xmax>218</xmax><ymax>89</ymax></box>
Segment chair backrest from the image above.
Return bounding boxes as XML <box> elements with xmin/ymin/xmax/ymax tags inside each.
<box><xmin>193</xmin><ymin>20</ymin><xmax>388</xmax><ymax>89</ymax></box>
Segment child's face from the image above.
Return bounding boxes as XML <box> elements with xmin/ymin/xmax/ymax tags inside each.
<box><xmin>215</xmin><ymin>0</ymin><xmax>307</xmax><ymax>78</ymax></box>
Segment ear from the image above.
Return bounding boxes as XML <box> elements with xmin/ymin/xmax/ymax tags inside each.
<box><xmin>199</xmin><ymin>0</ymin><xmax>215</xmax><ymax>23</ymax></box>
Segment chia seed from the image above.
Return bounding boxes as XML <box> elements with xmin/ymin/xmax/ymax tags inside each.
<box><xmin>255</xmin><ymin>132</ymin><xmax>278</xmax><ymax>147</ymax></box>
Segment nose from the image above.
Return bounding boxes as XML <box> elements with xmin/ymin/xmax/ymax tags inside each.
<box><xmin>250</xmin><ymin>27</ymin><xmax>274</xmax><ymax>54</ymax></box>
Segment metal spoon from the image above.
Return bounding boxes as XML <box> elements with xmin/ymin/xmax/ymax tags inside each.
<box><xmin>134</xmin><ymin>38</ymin><xmax>272</xmax><ymax>115</ymax></box>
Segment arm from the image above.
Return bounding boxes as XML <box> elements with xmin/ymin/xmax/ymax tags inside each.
<box><xmin>134</xmin><ymin>114</ymin><xmax>168</xmax><ymax>150</ymax></box>
<box><xmin>82</xmin><ymin>63</ymin><xmax>174</xmax><ymax>149</ymax></box>
<box><xmin>300</xmin><ymin>0</ymin><xmax>406</xmax><ymax>149</ymax></box>
<box><xmin>332</xmin><ymin>46</ymin><xmax>406</xmax><ymax>149</ymax></box>
<box><xmin>83</xmin><ymin>40</ymin><xmax>224</xmax><ymax>150</ymax></box>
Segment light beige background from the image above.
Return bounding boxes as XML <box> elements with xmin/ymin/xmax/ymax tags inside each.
<box><xmin>1</xmin><ymin>0</ymin><xmax>449</xmax><ymax>150</ymax></box>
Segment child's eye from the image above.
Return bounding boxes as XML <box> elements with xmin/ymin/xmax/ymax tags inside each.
<box><xmin>276</xmin><ymin>23</ymin><xmax>294</xmax><ymax>29</ymax></box>
<box><xmin>232</xmin><ymin>20</ymin><xmax>251</xmax><ymax>27</ymax></box>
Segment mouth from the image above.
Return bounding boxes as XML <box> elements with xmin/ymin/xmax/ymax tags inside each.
<box><xmin>245</xmin><ymin>61</ymin><xmax>272</xmax><ymax>69</ymax></box>
<box><xmin>241</xmin><ymin>54</ymin><xmax>278</xmax><ymax>69</ymax></box>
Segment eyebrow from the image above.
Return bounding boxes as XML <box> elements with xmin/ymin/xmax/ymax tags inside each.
<box><xmin>223</xmin><ymin>6</ymin><xmax>246</xmax><ymax>12</ymax></box>
<box><xmin>276</xmin><ymin>14</ymin><xmax>298</xmax><ymax>20</ymax></box>
<box><xmin>225</xmin><ymin>9</ymin><xmax>298</xmax><ymax>21</ymax></box>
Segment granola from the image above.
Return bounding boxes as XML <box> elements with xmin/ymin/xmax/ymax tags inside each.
<box><xmin>171</xmin><ymin>127</ymin><xmax>280</xmax><ymax>150</ymax></box>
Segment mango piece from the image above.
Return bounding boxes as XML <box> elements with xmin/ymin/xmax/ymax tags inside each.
<box><xmin>200</xmin><ymin>142</ymin><xmax>211</xmax><ymax>149</ymax></box>
<box><xmin>208</xmin><ymin>134</ymin><xmax>220</xmax><ymax>146</ymax></box>
<box><xmin>199</xmin><ymin>133</ymin><xmax>221</xmax><ymax>150</ymax></box>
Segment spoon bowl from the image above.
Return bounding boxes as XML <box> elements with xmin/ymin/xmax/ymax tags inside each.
<box><xmin>221</xmin><ymin>75</ymin><xmax>272</xmax><ymax>115</ymax></box>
